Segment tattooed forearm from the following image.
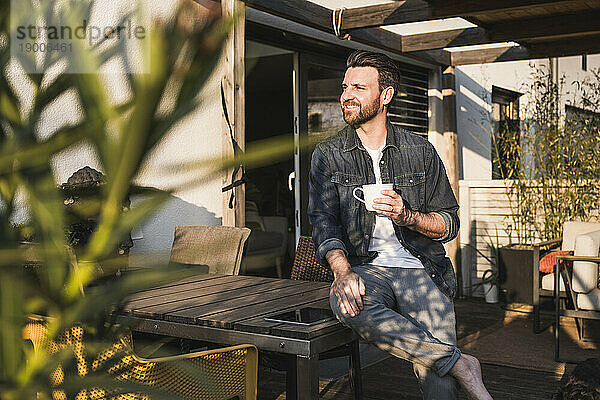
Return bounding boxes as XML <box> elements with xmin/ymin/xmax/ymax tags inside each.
<box><xmin>402</xmin><ymin>210</ymin><xmax>446</xmax><ymax>239</ymax></box>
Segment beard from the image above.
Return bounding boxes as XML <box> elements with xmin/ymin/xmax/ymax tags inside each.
<box><xmin>341</xmin><ymin>96</ymin><xmax>381</xmax><ymax>126</ymax></box>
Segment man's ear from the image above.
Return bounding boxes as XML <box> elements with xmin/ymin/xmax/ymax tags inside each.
<box><xmin>381</xmin><ymin>86</ymin><xmax>394</xmax><ymax>106</ymax></box>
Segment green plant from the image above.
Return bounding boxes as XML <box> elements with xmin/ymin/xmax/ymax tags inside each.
<box><xmin>0</xmin><ymin>0</ymin><xmax>331</xmax><ymax>395</ymax></box>
<box><xmin>464</xmin><ymin>227</ymin><xmax>502</xmax><ymax>290</ymax></box>
<box><xmin>491</xmin><ymin>65</ymin><xmax>600</xmax><ymax>245</ymax></box>
<box><xmin>0</xmin><ymin>1</ymin><xmax>237</xmax><ymax>398</ymax></box>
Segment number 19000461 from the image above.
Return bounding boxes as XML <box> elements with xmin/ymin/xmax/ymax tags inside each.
<box><xmin>19</xmin><ymin>42</ymin><xmax>72</xmax><ymax>53</ymax></box>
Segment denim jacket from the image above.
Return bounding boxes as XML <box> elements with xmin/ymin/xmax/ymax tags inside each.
<box><xmin>308</xmin><ymin>122</ymin><xmax>460</xmax><ymax>299</ymax></box>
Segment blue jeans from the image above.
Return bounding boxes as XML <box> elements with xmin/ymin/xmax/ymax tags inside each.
<box><xmin>329</xmin><ymin>265</ymin><xmax>460</xmax><ymax>400</ymax></box>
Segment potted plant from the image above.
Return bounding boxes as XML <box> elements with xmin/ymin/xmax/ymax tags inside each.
<box><xmin>492</xmin><ymin>66</ymin><xmax>600</xmax><ymax>304</ymax></box>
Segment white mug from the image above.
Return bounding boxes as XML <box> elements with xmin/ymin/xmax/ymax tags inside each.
<box><xmin>352</xmin><ymin>183</ymin><xmax>394</xmax><ymax>211</ymax></box>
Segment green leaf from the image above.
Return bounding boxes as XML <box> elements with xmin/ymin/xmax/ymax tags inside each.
<box><xmin>85</xmin><ymin>189</ymin><xmax>170</xmax><ymax>262</ymax></box>
<box><xmin>0</xmin><ymin>123</ymin><xmax>101</xmax><ymax>175</ymax></box>
<box><xmin>0</xmin><ymin>2</ymin><xmax>233</xmax><ymax>396</ymax></box>
<box><xmin>33</xmin><ymin>75</ymin><xmax>74</xmax><ymax>116</ymax></box>
<box><xmin>20</xmin><ymin>169</ymin><xmax>67</xmax><ymax>294</ymax></box>
<box><xmin>86</xmin><ymin>29</ymin><xmax>170</xmax><ymax>261</ymax></box>
<box><xmin>0</xmin><ymin>92</ymin><xmax>21</xmax><ymax>125</ymax></box>
<box><xmin>0</xmin><ymin>272</ymin><xmax>25</xmax><ymax>381</ymax></box>
<box><xmin>62</xmin><ymin>266</ymin><xmax>198</xmax><ymax>330</ymax></box>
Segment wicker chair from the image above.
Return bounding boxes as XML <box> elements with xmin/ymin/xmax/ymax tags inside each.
<box><xmin>290</xmin><ymin>236</ymin><xmax>361</xmax><ymax>400</ymax></box>
<box><xmin>290</xmin><ymin>236</ymin><xmax>333</xmax><ymax>282</ymax></box>
<box><xmin>23</xmin><ymin>319</ymin><xmax>258</xmax><ymax>400</ymax></box>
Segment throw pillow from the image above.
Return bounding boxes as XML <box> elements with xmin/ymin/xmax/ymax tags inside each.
<box><xmin>539</xmin><ymin>250</ymin><xmax>573</xmax><ymax>274</ymax></box>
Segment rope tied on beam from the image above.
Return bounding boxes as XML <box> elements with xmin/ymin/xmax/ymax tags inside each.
<box><xmin>332</xmin><ymin>8</ymin><xmax>351</xmax><ymax>40</ymax></box>
<box><xmin>220</xmin><ymin>80</ymin><xmax>247</xmax><ymax>209</ymax></box>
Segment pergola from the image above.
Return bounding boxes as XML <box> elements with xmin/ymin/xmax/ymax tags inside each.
<box><xmin>219</xmin><ymin>0</ymin><xmax>600</xmax><ymax>284</ymax></box>
<box><xmin>242</xmin><ymin>0</ymin><xmax>600</xmax><ymax>65</ymax></box>
<box><xmin>239</xmin><ymin>0</ymin><xmax>600</xmax><ymax>189</ymax></box>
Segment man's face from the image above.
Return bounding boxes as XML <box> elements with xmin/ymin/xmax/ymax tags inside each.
<box><xmin>340</xmin><ymin>66</ymin><xmax>383</xmax><ymax>126</ymax></box>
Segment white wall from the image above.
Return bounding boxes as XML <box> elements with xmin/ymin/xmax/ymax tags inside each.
<box><xmin>455</xmin><ymin>59</ymin><xmax>546</xmax><ymax>181</ymax></box>
<box><xmin>12</xmin><ymin>0</ymin><xmax>226</xmax><ymax>268</ymax></box>
<box><xmin>557</xmin><ymin>54</ymin><xmax>600</xmax><ymax>113</ymax></box>
<box><xmin>456</xmin><ymin>54</ymin><xmax>600</xmax><ymax>181</ymax></box>
<box><xmin>110</xmin><ymin>1</ymin><xmax>226</xmax><ymax>268</ymax></box>
<box><xmin>459</xmin><ymin>180</ymin><xmax>514</xmax><ymax>296</ymax></box>
<box><xmin>127</xmin><ymin>65</ymin><xmax>225</xmax><ymax>269</ymax></box>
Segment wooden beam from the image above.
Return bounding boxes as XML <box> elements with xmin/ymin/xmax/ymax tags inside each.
<box><xmin>442</xmin><ymin>66</ymin><xmax>460</xmax><ymax>294</ymax></box>
<box><xmin>349</xmin><ymin>28</ymin><xmax>452</xmax><ymax>65</ymax></box>
<box><xmin>340</xmin><ymin>0</ymin><xmax>595</xmax><ymax>29</ymax></box>
<box><xmin>526</xmin><ymin>35</ymin><xmax>600</xmax><ymax>57</ymax></box>
<box><xmin>222</xmin><ymin>0</ymin><xmax>245</xmax><ymax>227</ymax></box>
<box><xmin>411</xmin><ymin>49</ymin><xmax>452</xmax><ymax>65</ymax></box>
<box><xmin>340</xmin><ymin>1</ymin><xmax>431</xmax><ymax>30</ymax></box>
<box><xmin>240</xmin><ymin>0</ymin><xmax>331</xmax><ymax>32</ymax></box>
<box><xmin>241</xmin><ymin>0</ymin><xmax>451</xmax><ymax>65</ymax></box>
<box><xmin>396</xmin><ymin>11</ymin><xmax>600</xmax><ymax>52</ymax></box>
<box><xmin>487</xmin><ymin>11</ymin><xmax>600</xmax><ymax>42</ymax></box>
<box><xmin>401</xmin><ymin>27</ymin><xmax>490</xmax><ymax>52</ymax></box>
<box><xmin>449</xmin><ymin>46</ymin><xmax>531</xmax><ymax>66</ymax></box>
<box><xmin>449</xmin><ymin>34</ymin><xmax>600</xmax><ymax>65</ymax></box>
<box><xmin>242</xmin><ymin>0</ymin><xmax>600</xmax><ymax>66</ymax></box>
<box><xmin>441</xmin><ymin>66</ymin><xmax>459</xmax><ymax>214</ymax></box>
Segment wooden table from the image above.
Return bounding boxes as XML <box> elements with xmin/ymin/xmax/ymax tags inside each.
<box><xmin>118</xmin><ymin>274</ymin><xmax>358</xmax><ymax>399</ymax></box>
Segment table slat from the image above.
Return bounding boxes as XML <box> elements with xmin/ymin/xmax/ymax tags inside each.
<box><xmin>198</xmin><ymin>287</ymin><xmax>331</xmax><ymax>329</ymax></box>
<box><xmin>123</xmin><ymin>275</ymin><xmax>348</xmax><ymax>343</ymax></box>
<box><xmin>271</xmin><ymin>317</ymin><xmax>344</xmax><ymax>340</ymax></box>
<box><xmin>136</xmin><ymin>279</ymin><xmax>306</xmax><ymax>321</ymax></box>
<box><xmin>124</xmin><ymin>274</ymin><xmax>245</xmax><ymax>302</ymax></box>
<box><xmin>122</xmin><ymin>275</ymin><xmax>263</xmax><ymax>312</ymax></box>
<box><xmin>163</xmin><ymin>282</ymin><xmax>326</xmax><ymax>325</ymax></box>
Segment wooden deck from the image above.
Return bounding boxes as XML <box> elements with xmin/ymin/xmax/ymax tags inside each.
<box><xmin>256</xmin><ymin>298</ymin><xmax>599</xmax><ymax>399</ymax></box>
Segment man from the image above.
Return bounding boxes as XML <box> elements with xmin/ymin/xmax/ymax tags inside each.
<box><xmin>308</xmin><ymin>50</ymin><xmax>492</xmax><ymax>400</ymax></box>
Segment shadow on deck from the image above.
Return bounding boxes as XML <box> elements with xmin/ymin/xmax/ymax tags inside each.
<box><xmin>257</xmin><ymin>298</ymin><xmax>599</xmax><ymax>399</ymax></box>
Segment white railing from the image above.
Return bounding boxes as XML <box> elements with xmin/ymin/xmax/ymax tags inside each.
<box><xmin>459</xmin><ymin>180</ymin><xmax>510</xmax><ymax>297</ymax></box>
<box><xmin>459</xmin><ymin>179</ymin><xmax>600</xmax><ymax>297</ymax></box>
<box><xmin>459</xmin><ymin>180</ymin><xmax>522</xmax><ymax>298</ymax></box>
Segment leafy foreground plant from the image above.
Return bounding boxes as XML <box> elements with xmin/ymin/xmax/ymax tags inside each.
<box><xmin>0</xmin><ymin>1</ymin><xmax>237</xmax><ymax>398</ymax></box>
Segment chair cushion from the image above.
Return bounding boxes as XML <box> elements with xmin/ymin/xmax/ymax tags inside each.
<box><xmin>541</xmin><ymin>273</ymin><xmax>566</xmax><ymax>292</ymax></box>
<box><xmin>170</xmin><ymin>226</ymin><xmax>250</xmax><ymax>275</ymax></box>
<box><xmin>561</xmin><ymin>221</ymin><xmax>600</xmax><ymax>251</ymax></box>
<box><xmin>572</xmin><ymin>229</ymin><xmax>600</xmax><ymax>293</ymax></box>
<box><xmin>577</xmin><ymin>288</ymin><xmax>600</xmax><ymax>311</ymax></box>
<box><xmin>539</xmin><ymin>250</ymin><xmax>571</xmax><ymax>273</ymax></box>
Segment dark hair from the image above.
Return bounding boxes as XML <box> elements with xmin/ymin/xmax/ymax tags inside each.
<box><xmin>554</xmin><ymin>358</ymin><xmax>600</xmax><ymax>400</ymax></box>
<box><xmin>346</xmin><ymin>50</ymin><xmax>401</xmax><ymax>101</ymax></box>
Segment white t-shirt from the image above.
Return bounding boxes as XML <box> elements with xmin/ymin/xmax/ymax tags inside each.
<box><xmin>364</xmin><ymin>145</ymin><xmax>424</xmax><ymax>269</ymax></box>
